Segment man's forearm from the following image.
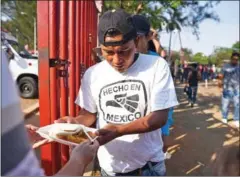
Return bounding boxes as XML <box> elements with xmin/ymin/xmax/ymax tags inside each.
<box><xmin>74</xmin><ymin>109</ymin><xmax>96</xmax><ymax>127</ymax></box>
<box><xmin>152</xmin><ymin>39</ymin><xmax>161</xmax><ymax>55</ymax></box>
<box><xmin>118</xmin><ymin>109</ymin><xmax>168</xmax><ymax>136</ymax></box>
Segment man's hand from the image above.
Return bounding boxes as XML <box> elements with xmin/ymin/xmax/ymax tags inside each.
<box><xmin>95</xmin><ymin>124</ymin><xmax>121</xmax><ymax>145</ymax></box>
<box><xmin>152</xmin><ymin>30</ymin><xmax>159</xmax><ymax>40</ymax></box>
<box><xmin>95</xmin><ymin>110</ymin><xmax>168</xmax><ymax>145</ymax></box>
<box><xmin>56</xmin><ymin>140</ymin><xmax>100</xmax><ymax>176</ymax></box>
<box><xmin>25</xmin><ymin>124</ymin><xmax>52</xmax><ymax>149</ymax></box>
<box><xmin>150</xmin><ymin>28</ymin><xmax>158</xmax><ymax>40</ymax></box>
<box><xmin>70</xmin><ymin>140</ymin><xmax>99</xmax><ymax>167</ymax></box>
<box><xmin>54</xmin><ymin>116</ymin><xmax>78</xmax><ymax>124</ymax></box>
<box><xmin>54</xmin><ymin>109</ymin><xmax>97</xmax><ymax>127</ymax></box>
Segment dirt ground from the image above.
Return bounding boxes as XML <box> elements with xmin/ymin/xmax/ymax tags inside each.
<box><xmin>25</xmin><ymin>81</ymin><xmax>239</xmax><ymax>176</ymax></box>
<box><xmin>20</xmin><ymin>98</ymin><xmax>38</xmax><ymax>111</ymax></box>
<box><xmin>165</xmin><ymin>81</ymin><xmax>239</xmax><ymax>176</ymax></box>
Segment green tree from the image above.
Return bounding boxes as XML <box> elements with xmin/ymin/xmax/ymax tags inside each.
<box><xmin>181</xmin><ymin>47</ymin><xmax>193</xmax><ymax>61</ymax></box>
<box><xmin>232</xmin><ymin>41</ymin><xmax>240</xmax><ymax>52</ymax></box>
<box><xmin>192</xmin><ymin>52</ymin><xmax>209</xmax><ymax>65</ymax></box>
<box><xmin>210</xmin><ymin>47</ymin><xmax>232</xmax><ymax>66</ymax></box>
<box><xmin>103</xmin><ymin>0</ymin><xmax>220</xmax><ymax>38</ymax></box>
<box><xmin>1</xmin><ymin>1</ymin><xmax>36</xmax><ymax>49</ymax></box>
<box><xmin>170</xmin><ymin>50</ymin><xmax>180</xmax><ymax>61</ymax></box>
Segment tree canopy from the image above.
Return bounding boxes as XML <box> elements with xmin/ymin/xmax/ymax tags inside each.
<box><xmin>1</xmin><ymin>0</ymin><xmax>36</xmax><ymax>48</ymax></box>
<box><xmin>103</xmin><ymin>0</ymin><xmax>220</xmax><ymax>39</ymax></box>
<box><xmin>232</xmin><ymin>41</ymin><xmax>240</xmax><ymax>52</ymax></box>
<box><xmin>1</xmin><ymin>0</ymin><xmax>221</xmax><ymax>51</ymax></box>
<box><xmin>210</xmin><ymin>47</ymin><xmax>233</xmax><ymax>66</ymax></box>
<box><xmin>192</xmin><ymin>52</ymin><xmax>209</xmax><ymax>65</ymax></box>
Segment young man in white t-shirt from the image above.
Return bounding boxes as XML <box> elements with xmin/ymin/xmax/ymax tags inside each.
<box><xmin>56</xmin><ymin>9</ymin><xmax>178</xmax><ymax>176</ymax></box>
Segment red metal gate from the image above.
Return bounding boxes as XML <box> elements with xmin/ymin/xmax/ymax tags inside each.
<box><xmin>37</xmin><ymin>0</ymin><xmax>100</xmax><ymax>175</ymax></box>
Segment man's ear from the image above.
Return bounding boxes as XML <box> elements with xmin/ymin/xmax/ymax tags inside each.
<box><xmin>134</xmin><ymin>36</ymin><xmax>140</xmax><ymax>47</ymax></box>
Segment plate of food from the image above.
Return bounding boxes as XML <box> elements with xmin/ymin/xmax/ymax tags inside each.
<box><xmin>37</xmin><ymin>123</ymin><xmax>98</xmax><ymax>146</ymax></box>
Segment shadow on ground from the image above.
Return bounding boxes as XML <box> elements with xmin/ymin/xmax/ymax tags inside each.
<box><xmin>166</xmin><ymin>83</ymin><xmax>239</xmax><ymax>176</ymax></box>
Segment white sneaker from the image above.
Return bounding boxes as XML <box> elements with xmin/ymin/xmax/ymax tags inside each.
<box><xmin>222</xmin><ymin>119</ymin><xmax>228</xmax><ymax>124</ymax></box>
<box><xmin>233</xmin><ymin>121</ymin><xmax>239</xmax><ymax>128</ymax></box>
<box><xmin>164</xmin><ymin>152</ymin><xmax>172</xmax><ymax>160</ymax></box>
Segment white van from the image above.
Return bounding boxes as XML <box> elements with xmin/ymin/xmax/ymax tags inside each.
<box><xmin>1</xmin><ymin>31</ymin><xmax>39</xmax><ymax>98</ymax></box>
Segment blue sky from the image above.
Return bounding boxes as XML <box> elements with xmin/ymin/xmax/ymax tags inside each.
<box><xmin>159</xmin><ymin>1</ymin><xmax>239</xmax><ymax>55</ymax></box>
<box><xmin>2</xmin><ymin>1</ymin><xmax>238</xmax><ymax>56</ymax></box>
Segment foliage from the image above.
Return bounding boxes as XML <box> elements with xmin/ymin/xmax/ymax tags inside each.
<box><xmin>1</xmin><ymin>1</ymin><xmax>36</xmax><ymax>48</ymax></box>
<box><xmin>192</xmin><ymin>52</ymin><xmax>209</xmax><ymax>65</ymax></box>
<box><xmin>171</xmin><ymin>50</ymin><xmax>180</xmax><ymax>61</ymax></box>
<box><xmin>210</xmin><ymin>47</ymin><xmax>233</xmax><ymax>66</ymax></box>
<box><xmin>181</xmin><ymin>47</ymin><xmax>193</xmax><ymax>61</ymax></box>
<box><xmin>232</xmin><ymin>41</ymin><xmax>240</xmax><ymax>52</ymax></box>
<box><xmin>103</xmin><ymin>0</ymin><xmax>220</xmax><ymax>38</ymax></box>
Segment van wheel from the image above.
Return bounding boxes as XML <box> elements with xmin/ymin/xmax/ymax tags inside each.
<box><xmin>19</xmin><ymin>77</ymin><xmax>38</xmax><ymax>98</ymax></box>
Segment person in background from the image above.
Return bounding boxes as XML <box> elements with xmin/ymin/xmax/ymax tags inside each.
<box><xmin>91</xmin><ymin>47</ymin><xmax>103</xmax><ymax>64</ymax></box>
<box><xmin>182</xmin><ymin>62</ymin><xmax>189</xmax><ymax>83</ymax></box>
<box><xmin>6</xmin><ymin>47</ymin><xmax>14</xmax><ymax>62</ymax></box>
<box><xmin>212</xmin><ymin>64</ymin><xmax>216</xmax><ymax>81</ymax></box>
<box><xmin>202</xmin><ymin>65</ymin><xmax>209</xmax><ymax>88</ymax></box>
<box><xmin>198</xmin><ymin>64</ymin><xmax>203</xmax><ymax>80</ymax></box>
<box><xmin>186</xmin><ymin>63</ymin><xmax>201</xmax><ymax>107</ymax></box>
<box><xmin>133</xmin><ymin>14</ymin><xmax>175</xmax><ymax>157</ymax></box>
<box><xmin>148</xmin><ymin>40</ymin><xmax>157</xmax><ymax>53</ymax></box>
<box><xmin>1</xmin><ymin>49</ymin><xmax>99</xmax><ymax>176</ymax></box>
<box><xmin>218</xmin><ymin>52</ymin><xmax>239</xmax><ymax>128</ymax></box>
<box><xmin>216</xmin><ymin>66</ymin><xmax>222</xmax><ymax>90</ymax></box>
<box><xmin>179</xmin><ymin>65</ymin><xmax>184</xmax><ymax>83</ymax></box>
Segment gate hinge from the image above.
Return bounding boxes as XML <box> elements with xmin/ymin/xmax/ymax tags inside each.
<box><xmin>49</xmin><ymin>58</ymin><xmax>70</xmax><ymax>68</ymax></box>
<box><xmin>49</xmin><ymin>58</ymin><xmax>71</xmax><ymax>79</ymax></box>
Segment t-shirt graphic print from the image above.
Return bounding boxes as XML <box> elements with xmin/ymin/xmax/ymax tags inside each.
<box><xmin>99</xmin><ymin>80</ymin><xmax>147</xmax><ymax>124</ymax></box>
<box><xmin>75</xmin><ymin>53</ymin><xmax>179</xmax><ymax>174</ymax></box>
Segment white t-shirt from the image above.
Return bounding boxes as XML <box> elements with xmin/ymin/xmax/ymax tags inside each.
<box><xmin>75</xmin><ymin>53</ymin><xmax>179</xmax><ymax>173</ymax></box>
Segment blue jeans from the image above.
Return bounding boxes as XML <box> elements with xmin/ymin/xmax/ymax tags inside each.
<box><xmin>188</xmin><ymin>86</ymin><xmax>198</xmax><ymax>104</ymax></box>
<box><xmin>100</xmin><ymin>161</ymin><xmax>166</xmax><ymax>176</ymax></box>
<box><xmin>202</xmin><ymin>72</ymin><xmax>208</xmax><ymax>80</ymax></box>
<box><xmin>222</xmin><ymin>90</ymin><xmax>239</xmax><ymax>121</ymax></box>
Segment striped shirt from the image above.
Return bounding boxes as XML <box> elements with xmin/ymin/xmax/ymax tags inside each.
<box><xmin>1</xmin><ymin>49</ymin><xmax>44</xmax><ymax>176</ymax></box>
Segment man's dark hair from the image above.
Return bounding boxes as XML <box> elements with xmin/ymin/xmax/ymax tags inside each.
<box><xmin>148</xmin><ymin>40</ymin><xmax>156</xmax><ymax>52</ymax></box>
<box><xmin>231</xmin><ymin>52</ymin><xmax>240</xmax><ymax>58</ymax></box>
<box><xmin>192</xmin><ymin>63</ymin><xmax>198</xmax><ymax>69</ymax></box>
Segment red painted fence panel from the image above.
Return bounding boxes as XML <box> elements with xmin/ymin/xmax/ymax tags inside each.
<box><xmin>37</xmin><ymin>0</ymin><xmax>101</xmax><ymax>175</ymax></box>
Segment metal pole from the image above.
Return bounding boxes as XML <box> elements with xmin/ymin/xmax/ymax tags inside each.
<box><xmin>16</xmin><ymin>29</ymin><xmax>18</xmax><ymax>41</ymax></box>
<box><xmin>168</xmin><ymin>31</ymin><xmax>172</xmax><ymax>64</ymax></box>
<box><xmin>75</xmin><ymin>0</ymin><xmax>80</xmax><ymax>115</ymax></box>
<box><xmin>49</xmin><ymin>1</ymin><xmax>61</xmax><ymax>173</ymax></box>
<box><xmin>83</xmin><ymin>1</ymin><xmax>87</xmax><ymax>69</ymax></box>
<box><xmin>59</xmin><ymin>0</ymin><xmax>69</xmax><ymax>166</ymax></box>
<box><xmin>178</xmin><ymin>30</ymin><xmax>182</xmax><ymax>49</ymax></box>
<box><xmin>37</xmin><ymin>1</ymin><xmax>53</xmax><ymax>175</ymax></box>
<box><xmin>69</xmin><ymin>0</ymin><xmax>76</xmax><ymax>117</ymax></box>
<box><xmin>34</xmin><ymin>17</ymin><xmax>37</xmax><ymax>54</ymax></box>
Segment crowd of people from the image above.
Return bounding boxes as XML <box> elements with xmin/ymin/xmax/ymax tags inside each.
<box><xmin>177</xmin><ymin>63</ymin><xmax>220</xmax><ymax>85</ymax></box>
<box><xmin>179</xmin><ymin>52</ymin><xmax>240</xmax><ymax>128</ymax></box>
<box><xmin>1</xmin><ymin>8</ymin><xmax>239</xmax><ymax>176</ymax></box>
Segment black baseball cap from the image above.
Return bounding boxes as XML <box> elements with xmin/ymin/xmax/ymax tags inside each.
<box><xmin>98</xmin><ymin>9</ymin><xmax>137</xmax><ymax>46</ymax></box>
<box><xmin>132</xmin><ymin>14</ymin><xmax>150</xmax><ymax>36</ymax></box>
